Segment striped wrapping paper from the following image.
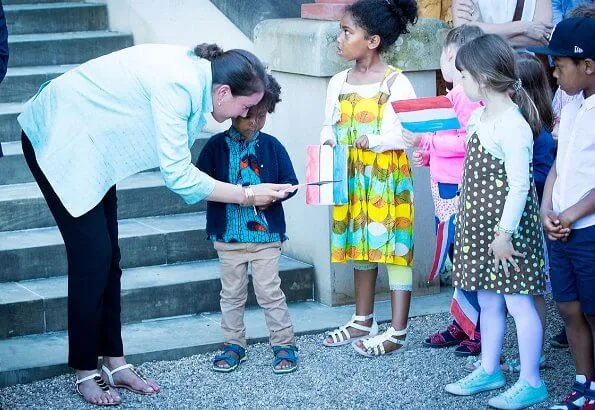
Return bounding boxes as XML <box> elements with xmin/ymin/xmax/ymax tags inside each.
<box><xmin>392</xmin><ymin>95</ymin><xmax>461</xmax><ymax>133</ymax></box>
<box><xmin>305</xmin><ymin>145</ymin><xmax>348</xmax><ymax>205</ymax></box>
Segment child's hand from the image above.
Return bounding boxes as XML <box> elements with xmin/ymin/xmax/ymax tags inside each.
<box><xmin>488</xmin><ymin>233</ymin><xmax>525</xmax><ymax>277</ymax></box>
<box><xmin>402</xmin><ymin>129</ymin><xmax>421</xmax><ymax>148</ymax></box>
<box><xmin>557</xmin><ymin>209</ymin><xmax>575</xmax><ymax>241</ymax></box>
<box><xmin>541</xmin><ymin>210</ymin><xmax>570</xmax><ymax>241</ymax></box>
<box><xmin>322</xmin><ymin>139</ymin><xmax>336</xmax><ymax>147</ymax></box>
<box><xmin>412</xmin><ymin>150</ymin><xmax>428</xmax><ymax>167</ymax></box>
<box><xmin>353</xmin><ymin>135</ymin><xmax>369</xmax><ymax>149</ymax></box>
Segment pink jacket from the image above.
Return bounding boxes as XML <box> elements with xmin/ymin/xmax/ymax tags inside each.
<box><xmin>418</xmin><ymin>84</ymin><xmax>483</xmax><ymax>184</ymax></box>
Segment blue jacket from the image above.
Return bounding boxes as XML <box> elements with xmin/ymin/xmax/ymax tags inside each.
<box><xmin>533</xmin><ymin>127</ymin><xmax>555</xmax><ymax>203</ymax></box>
<box><xmin>196</xmin><ymin>130</ymin><xmax>298</xmax><ymax>237</ymax></box>
<box><xmin>0</xmin><ymin>0</ymin><xmax>7</xmax><ymax>84</ymax></box>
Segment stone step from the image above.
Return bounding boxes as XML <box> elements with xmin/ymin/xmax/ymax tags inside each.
<box><xmin>5</xmin><ymin>3</ymin><xmax>108</xmax><ymax>35</ymax></box>
<box><xmin>0</xmin><ymin>256</ymin><xmax>314</xmax><ymax>339</ymax></box>
<box><xmin>0</xmin><ymin>134</ymin><xmax>210</xmax><ymax>185</ymax></box>
<box><xmin>0</xmin><ymin>212</ymin><xmax>217</xmax><ymax>283</ymax></box>
<box><xmin>0</xmin><ymin>103</ymin><xmax>23</xmax><ymax>143</ymax></box>
<box><xmin>7</xmin><ymin>31</ymin><xmax>133</xmax><ymax>68</ymax></box>
<box><xmin>0</xmin><ymin>141</ymin><xmax>31</xmax><ymax>184</ymax></box>
<box><xmin>3</xmin><ymin>0</ymin><xmax>80</xmax><ymax>4</ymax></box>
<box><xmin>0</xmin><ymin>291</ymin><xmax>451</xmax><ymax>386</ymax></box>
<box><xmin>0</xmin><ymin>64</ymin><xmax>76</xmax><ymax>103</ymax></box>
<box><xmin>0</xmin><ymin>171</ymin><xmax>205</xmax><ymax>232</ymax></box>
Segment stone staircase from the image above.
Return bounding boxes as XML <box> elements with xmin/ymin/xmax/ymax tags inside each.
<box><xmin>0</xmin><ymin>0</ymin><xmax>314</xmax><ymax>387</ymax></box>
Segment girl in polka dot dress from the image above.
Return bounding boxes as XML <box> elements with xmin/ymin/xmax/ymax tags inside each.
<box><xmin>444</xmin><ymin>34</ymin><xmax>549</xmax><ymax>409</ymax></box>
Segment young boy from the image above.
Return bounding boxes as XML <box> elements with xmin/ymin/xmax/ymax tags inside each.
<box><xmin>196</xmin><ymin>75</ymin><xmax>299</xmax><ymax>374</ymax></box>
<box><xmin>529</xmin><ymin>17</ymin><xmax>595</xmax><ymax>409</ymax></box>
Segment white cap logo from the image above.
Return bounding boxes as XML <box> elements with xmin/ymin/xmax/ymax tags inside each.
<box><xmin>575</xmin><ymin>46</ymin><xmax>584</xmax><ymax>53</ymax></box>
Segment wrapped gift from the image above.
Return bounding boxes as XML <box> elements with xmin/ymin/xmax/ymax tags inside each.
<box><xmin>305</xmin><ymin>145</ymin><xmax>348</xmax><ymax>205</ymax></box>
<box><xmin>392</xmin><ymin>95</ymin><xmax>461</xmax><ymax>133</ymax></box>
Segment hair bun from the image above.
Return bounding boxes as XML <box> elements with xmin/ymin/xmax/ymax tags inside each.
<box><xmin>385</xmin><ymin>0</ymin><xmax>418</xmax><ymax>34</ymax></box>
<box><xmin>193</xmin><ymin>43</ymin><xmax>224</xmax><ymax>61</ymax></box>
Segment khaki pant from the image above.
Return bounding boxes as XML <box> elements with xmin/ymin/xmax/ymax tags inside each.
<box><xmin>214</xmin><ymin>241</ymin><xmax>295</xmax><ymax>347</ymax></box>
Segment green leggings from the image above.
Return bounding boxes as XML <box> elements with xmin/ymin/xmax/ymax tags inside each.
<box><xmin>352</xmin><ymin>261</ymin><xmax>413</xmax><ymax>292</ymax></box>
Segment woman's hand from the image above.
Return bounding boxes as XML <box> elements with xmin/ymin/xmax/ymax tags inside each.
<box><xmin>488</xmin><ymin>233</ymin><xmax>525</xmax><ymax>276</ymax></box>
<box><xmin>250</xmin><ymin>183</ymin><xmax>292</xmax><ymax>206</ymax></box>
<box><xmin>402</xmin><ymin>129</ymin><xmax>422</xmax><ymax>148</ymax></box>
<box><xmin>524</xmin><ymin>21</ymin><xmax>553</xmax><ymax>45</ymax></box>
<box><xmin>453</xmin><ymin>0</ymin><xmax>481</xmax><ymax>24</ymax></box>
<box><xmin>353</xmin><ymin>135</ymin><xmax>369</xmax><ymax>149</ymax></box>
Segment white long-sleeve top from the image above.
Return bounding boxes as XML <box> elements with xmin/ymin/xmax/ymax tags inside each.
<box><xmin>319</xmin><ymin>68</ymin><xmax>416</xmax><ymax>152</ymax></box>
<box><xmin>466</xmin><ymin>105</ymin><xmax>534</xmax><ymax>233</ymax></box>
<box><xmin>18</xmin><ymin>44</ymin><xmax>217</xmax><ymax>217</ymax></box>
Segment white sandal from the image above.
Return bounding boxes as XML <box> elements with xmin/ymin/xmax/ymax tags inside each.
<box><xmin>75</xmin><ymin>373</ymin><xmax>119</xmax><ymax>406</ymax></box>
<box><xmin>322</xmin><ymin>313</ymin><xmax>378</xmax><ymax>347</ymax></box>
<box><xmin>352</xmin><ymin>326</ymin><xmax>407</xmax><ymax>357</ymax></box>
<box><xmin>101</xmin><ymin>364</ymin><xmax>156</xmax><ymax>395</ymax></box>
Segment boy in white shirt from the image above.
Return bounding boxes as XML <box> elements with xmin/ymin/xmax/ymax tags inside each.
<box><xmin>530</xmin><ymin>17</ymin><xmax>595</xmax><ymax>409</ymax></box>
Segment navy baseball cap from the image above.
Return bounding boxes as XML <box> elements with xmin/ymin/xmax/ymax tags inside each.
<box><xmin>528</xmin><ymin>17</ymin><xmax>595</xmax><ymax>60</ymax></box>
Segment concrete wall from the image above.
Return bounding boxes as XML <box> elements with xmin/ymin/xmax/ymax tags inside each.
<box><xmin>95</xmin><ymin>0</ymin><xmax>253</xmax><ymax>51</ymax></box>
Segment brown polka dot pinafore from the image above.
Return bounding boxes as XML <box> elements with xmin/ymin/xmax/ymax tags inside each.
<box><xmin>452</xmin><ymin>132</ymin><xmax>545</xmax><ymax>295</ymax></box>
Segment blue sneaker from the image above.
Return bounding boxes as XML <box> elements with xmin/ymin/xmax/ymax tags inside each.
<box><xmin>488</xmin><ymin>378</ymin><xmax>548</xmax><ymax>409</ymax></box>
<box><xmin>445</xmin><ymin>366</ymin><xmax>506</xmax><ymax>396</ymax></box>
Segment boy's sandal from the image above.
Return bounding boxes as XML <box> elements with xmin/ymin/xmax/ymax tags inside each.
<box><xmin>101</xmin><ymin>364</ymin><xmax>156</xmax><ymax>395</ymax></box>
<box><xmin>212</xmin><ymin>344</ymin><xmax>247</xmax><ymax>373</ymax></box>
<box><xmin>352</xmin><ymin>326</ymin><xmax>407</xmax><ymax>357</ymax></box>
<box><xmin>423</xmin><ymin>322</ymin><xmax>468</xmax><ymax>348</ymax></box>
<box><xmin>322</xmin><ymin>313</ymin><xmax>378</xmax><ymax>347</ymax></box>
<box><xmin>75</xmin><ymin>373</ymin><xmax>119</xmax><ymax>406</ymax></box>
<box><xmin>272</xmin><ymin>345</ymin><xmax>298</xmax><ymax>375</ymax></box>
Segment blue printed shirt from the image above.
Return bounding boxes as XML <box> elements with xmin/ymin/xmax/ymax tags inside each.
<box><xmin>209</xmin><ymin>127</ymin><xmax>283</xmax><ymax>243</ymax></box>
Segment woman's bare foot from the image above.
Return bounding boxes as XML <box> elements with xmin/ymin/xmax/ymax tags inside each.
<box><xmin>102</xmin><ymin>357</ymin><xmax>160</xmax><ymax>394</ymax></box>
<box><xmin>76</xmin><ymin>370</ymin><xmax>121</xmax><ymax>406</ymax></box>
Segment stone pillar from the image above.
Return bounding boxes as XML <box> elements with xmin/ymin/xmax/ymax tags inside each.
<box><xmin>301</xmin><ymin>0</ymin><xmax>355</xmax><ymax>21</ymax></box>
<box><xmin>254</xmin><ymin>17</ymin><xmax>449</xmax><ymax>306</ymax></box>
<box><xmin>301</xmin><ymin>0</ymin><xmax>453</xmax><ymax>23</ymax></box>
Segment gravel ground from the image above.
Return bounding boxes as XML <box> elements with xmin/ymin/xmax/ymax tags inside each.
<box><xmin>1</xmin><ymin>298</ymin><xmax>574</xmax><ymax>410</ymax></box>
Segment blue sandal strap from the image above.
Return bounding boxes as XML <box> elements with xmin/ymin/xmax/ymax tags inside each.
<box><xmin>223</xmin><ymin>344</ymin><xmax>246</xmax><ymax>357</ymax></box>
<box><xmin>213</xmin><ymin>344</ymin><xmax>246</xmax><ymax>367</ymax></box>
<box><xmin>272</xmin><ymin>345</ymin><xmax>298</xmax><ymax>366</ymax></box>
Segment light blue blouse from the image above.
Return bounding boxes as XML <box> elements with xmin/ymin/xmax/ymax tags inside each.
<box><xmin>18</xmin><ymin>44</ymin><xmax>217</xmax><ymax>217</ymax></box>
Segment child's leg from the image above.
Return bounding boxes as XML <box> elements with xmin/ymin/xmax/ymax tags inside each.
<box><xmin>504</xmin><ymin>294</ymin><xmax>543</xmax><ymax>387</ymax></box>
<box><xmin>324</xmin><ymin>262</ymin><xmax>378</xmax><ymax>345</ymax></box>
<box><xmin>550</xmin><ymin>225</ymin><xmax>595</xmax><ymax>380</ymax></box>
<box><xmin>534</xmin><ymin>295</ymin><xmax>547</xmax><ymax>340</ymax></box>
<box><xmin>559</xmin><ymin>301</ymin><xmax>595</xmax><ymax>379</ymax></box>
<box><xmin>387</xmin><ymin>265</ymin><xmax>412</xmax><ymax>332</ymax></box>
<box><xmin>214</xmin><ymin>242</ymin><xmax>250</xmax><ymax>349</ymax></box>
<box><xmin>354</xmin><ymin>261</ymin><xmax>378</xmax><ymax>319</ymax></box>
<box><xmin>249</xmin><ymin>242</ymin><xmax>294</xmax><ymax>347</ymax></box>
<box><xmin>478</xmin><ymin>290</ymin><xmax>506</xmax><ymax>374</ymax></box>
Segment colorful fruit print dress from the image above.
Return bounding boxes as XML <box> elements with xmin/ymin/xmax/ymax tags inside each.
<box><xmin>330</xmin><ymin>67</ymin><xmax>414</xmax><ymax>267</ymax></box>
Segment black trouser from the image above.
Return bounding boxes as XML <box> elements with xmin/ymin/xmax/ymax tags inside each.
<box><xmin>22</xmin><ymin>132</ymin><xmax>123</xmax><ymax>370</ymax></box>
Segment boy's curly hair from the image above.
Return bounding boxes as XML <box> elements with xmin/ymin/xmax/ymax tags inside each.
<box><xmin>258</xmin><ymin>74</ymin><xmax>282</xmax><ymax>114</ymax></box>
